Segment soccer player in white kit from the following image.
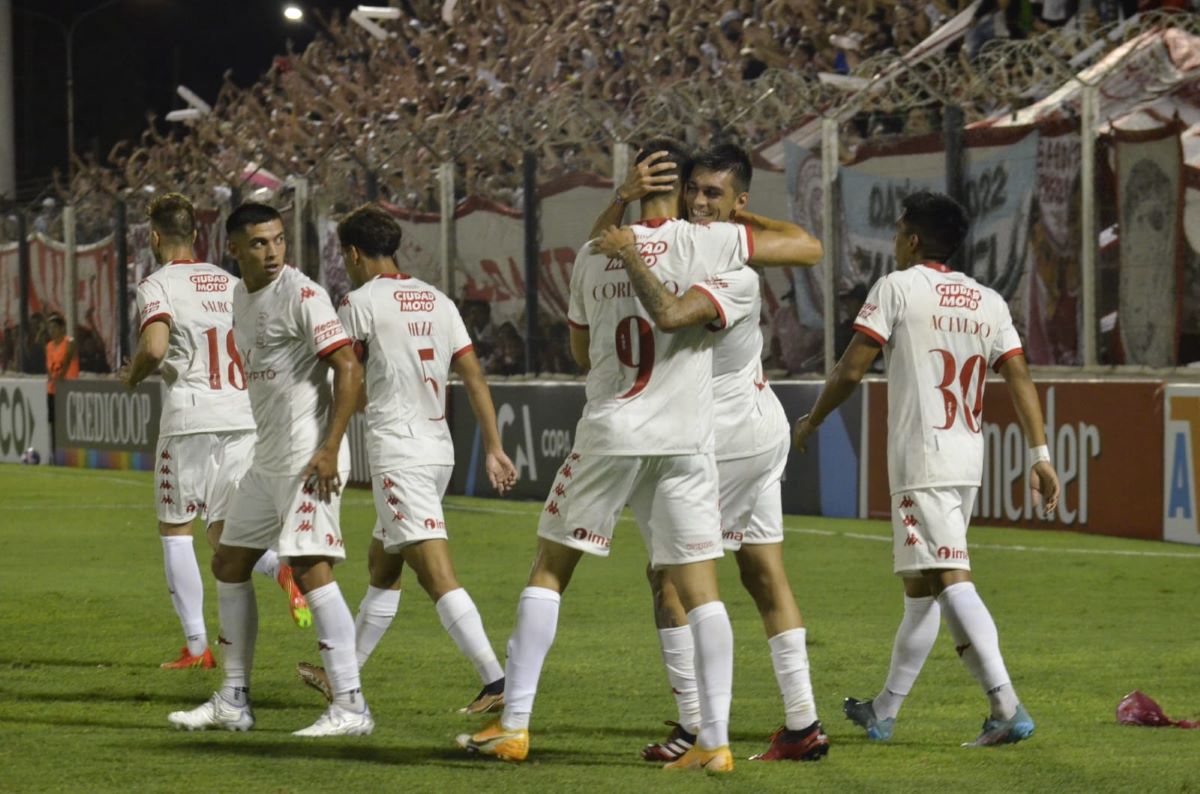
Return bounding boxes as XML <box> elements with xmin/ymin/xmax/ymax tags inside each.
<box><xmin>592</xmin><ymin>144</ymin><xmax>832</xmax><ymax>762</ymax></box>
<box><xmin>168</xmin><ymin>203</ymin><xmax>372</xmax><ymax>737</ymax></box>
<box><xmin>794</xmin><ymin>191</ymin><xmax>1061</xmax><ymax>747</ymax></box>
<box><xmin>121</xmin><ymin>193</ymin><xmax>310</xmax><ymax>672</ymax></box>
<box><xmin>293</xmin><ymin>204</ymin><xmax>518</xmax><ymax>713</ymax></box>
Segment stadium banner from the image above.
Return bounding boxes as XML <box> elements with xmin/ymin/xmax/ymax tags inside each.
<box><xmin>864</xmin><ymin>379</ymin><xmax>1163</xmax><ymax>540</ymax></box>
<box><xmin>0</xmin><ymin>376</ymin><xmax>51</xmax><ymax>464</ymax></box>
<box><xmin>445</xmin><ymin>380</ymin><xmax>864</xmax><ymax>517</ymax></box>
<box><xmin>0</xmin><ymin>240</ymin><xmax>18</xmax><ymax>341</ymax></box>
<box><xmin>1163</xmin><ymin>384</ymin><xmax>1200</xmax><ymax>546</ymax></box>
<box><xmin>54</xmin><ymin>378</ymin><xmax>161</xmax><ymax>470</ymax></box>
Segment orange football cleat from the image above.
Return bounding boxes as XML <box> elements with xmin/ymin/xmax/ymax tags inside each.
<box><xmin>161</xmin><ymin>646</ymin><xmax>216</xmax><ymax>670</ymax></box>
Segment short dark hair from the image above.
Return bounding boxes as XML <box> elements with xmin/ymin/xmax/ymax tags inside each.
<box><xmin>225</xmin><ymin>202</ymin><xmax>283</xmax><ymax>236</ymax></box>
<box><xmin>47</xmin><ymin>313</ymin><xmax>65</xmax><ymax>328</ymax></box>
<box><xmin>146</xmin><ymin>193</ymin><xmax>196</xmax><ymax>241</ymax></box>
<box><xmin>337</xmin><ymin>204</ymin><xmax>402</xmax><ymax>258</ymax></box>
<box><xmin>900</xmin><ymin>190</ymin><xmax>969</xmax><ymax>261</ymax></box>
<box><xmin>635</xmin><ymin>136</ymin><xmax>692</xmax><ymax>192</ymax></box>
<box><xmin>691</xmin><ymin>143</ymin><xmax>753</xmax><ymax>193</ymax></box>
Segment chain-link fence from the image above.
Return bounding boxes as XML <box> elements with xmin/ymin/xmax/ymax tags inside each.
<box><xmin>4</xmin><ymin>9</ymin><xmax>1198</xmax><ymax>377</ymax></box>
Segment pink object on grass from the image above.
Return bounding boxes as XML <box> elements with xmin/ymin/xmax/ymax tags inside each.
<box><xmin>1117</xmin><ymin>691</ymin><xmax>1200</xmax><ymax>729</ymax></box>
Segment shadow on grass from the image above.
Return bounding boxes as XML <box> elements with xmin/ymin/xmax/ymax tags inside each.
<box><xmin>1</xmin><ymin>656</ymin><xmax>125</xmax><ymax>670</ymax></box>
<box><xmin>0</xmin><ymin>686</ymin><xmax>188</xmax><ymax>706</ymax></box>
<box><xmin>148</xmin><ymin>738</ymin><xmax>637</xmax><ymax>769</ymax></box>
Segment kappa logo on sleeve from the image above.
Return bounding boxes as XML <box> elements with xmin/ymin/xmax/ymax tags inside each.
<box><xmin>189</xmin><ymin>274</ymin><xmax>230</xmax><ymax>292</ymax></box>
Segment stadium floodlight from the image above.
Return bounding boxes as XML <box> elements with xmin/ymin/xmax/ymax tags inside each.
<box><xmin>356</xmin><ymin>5</ymin><xmax>402</xmax><ymax>20</ymax></box>
<box><xmin>165</xmin><ymin>109</ymin><xmax>204</xmax><ymax>123</ymax></box>
<box><xmin>283</xmin><ymin>4</ymin><xmax>304</xmax><ymax>22</ymax></box>
<box><xmin>349</xmin><ymin>9</ymin><xmax>391</xmax><ymax>40</ymax></box>
<box><xmin>175</xmin><ymin>85</ymin><xmax>212</xmax><ymax>115</ymax></box>
<box><xmin>817</xmin><ymin>72</ymin><xmax>870</xmax><ymax>92</ymax></box>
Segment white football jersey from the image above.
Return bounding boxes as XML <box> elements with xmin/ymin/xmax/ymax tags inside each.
<box><xmin>232</xmin><ymin>266</ymin><xmax>352</xmax><ymax>477</ymax></box>
<box><xmin>337</xmin><ymin>273</ymin><xmax>472</xmax><ymax>472</ymax></box>
<box><xmin>695</xmin><ymin>267</ymin><xmax>789</xmax><ymax>460</ymax></box>
<box><xmin>135</xmin><ymin>260</ymin><xmax>254</xmax><ymax>437</ymax></box>
<box><xmin>568</xmin><ymin>218</ymin><xmax>752</xmax><ymax>455</ymax></box>
<box><xmin>854</xmin><ymin>263</ymin><xmax>1023</xmax><ymax>492</ymax></box>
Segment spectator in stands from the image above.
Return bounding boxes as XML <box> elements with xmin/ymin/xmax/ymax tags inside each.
<box><xmin>486</xmin><ymin>322</ymin><xmax>526</xmax><ymax>376</ymax></box>
<box><xmin>45</xmin><ymin>313</ymin><xmax>79</xmax><ymax>451</ymax></box>
<box><xmin>462</xmin><ymin>299</ymin><xmax>496</xmax><ymax>362</ymax></box>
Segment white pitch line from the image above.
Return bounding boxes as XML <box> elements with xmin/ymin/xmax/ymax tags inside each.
<box><xmin>438</xmin><ymin>501</ymin><xmax>1200</xmax><ymax>560</ymax></box>
<box><xmin>15</xmin><ymin>468</ymin><xmax>147</xmax><ymax>488</ymax></box>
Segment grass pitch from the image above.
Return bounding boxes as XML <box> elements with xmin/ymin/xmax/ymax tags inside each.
<box><xmin>2</xmin><ymin>464</ymin><xmax>1199</xmax><ymax>793</ymax></box>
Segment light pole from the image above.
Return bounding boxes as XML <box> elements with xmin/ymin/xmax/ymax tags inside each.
<box><xmin>15</xmin><ymin>0</ymin><xmax>127</xmax><ymax>181</ymax></box>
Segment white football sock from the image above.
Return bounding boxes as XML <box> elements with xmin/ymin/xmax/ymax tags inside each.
<box><xmin>252</xmin><ymin>549</ymin><xmax>280</xmax><ymax>581</ymax></box>
<box><xmin>216</xmin><ymin>579</ymin><xmax>257</xmax><ymax>704</ymax></box>
<box><xmin>874</xmin><ymin>595</ymin><xmax>941</xmax><ymax>720</ymax></box>
<box><xmin>306</xmin><ymin>582</ymin><xmax>365</xmax><ymax>711</ymax></box>
<box><xmin>688</xmin><ymin>601</ymin><xmax>733</xmax><ymax>749</ymax></box>
<box><xmin>161</xmin><ymin>536</ymin><xmax>207</xmax><ymax>656</ymax></box>
<box><xmin>436</xmin><ymin>588</ymin><xmax>504</xmax><ymax>685</ymax></box>
<box><xmin>657</xmin><ymin>626</ymin><xmax>700</xmax><ymax>733</ymax></box>
<box><xmin>500</xmin><ymin>587</ymin><xmax>561</xmax><ymax>731</ymax></box>
<box><xmin>768</xmin><ymin>627</ymin><xmax>818</xmax><ymax>731</ymax></box>
<box><xmin>355</xmin><ymin>586</ymin><xmax>401</xmax><ymax>668</ymax></box>
<box><xmin>939</xmin><ymin>581</ymin><xmax>1019</xmax><ymax>720</ymax></box>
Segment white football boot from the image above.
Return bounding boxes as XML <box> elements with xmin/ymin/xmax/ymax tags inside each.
<box><xmin>168</xmin><ymin>692</ymin><xmax>255</xmax><ymax>732</ymax></box>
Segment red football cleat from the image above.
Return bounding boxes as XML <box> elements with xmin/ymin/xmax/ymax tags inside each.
<box><xmin>161</xmin><ymin>646</ymin><xmax>216</xmax><ymax>670</ymax></box>
<box><xmin>749</xmin><ymin>722</ymin><xmax>830</xmax><ymax>761</ymax></box>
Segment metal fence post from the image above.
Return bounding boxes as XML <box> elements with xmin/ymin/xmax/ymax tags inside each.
<box><xmin>64</xmin><ymin>203</ymin><xmax>77</xmax><ymax>334</ymax></box>
<box><xmin>115</xmin><ymin>199</ymin><xmax>129</xmax><ymax>364</ymax></box>
<box><xmin>523</xmin><ymin>148</ymin><xmax>539</xmax><ymax>375</ymax></box>
<box><xmin>16</xmin><ymin>207</ymin><xmax>29</xmax><ymax>371</ymax></box>
<box><xmin>1080</xmin><ymin>83</ymin><xmax>1098</xmax><ymax>367</ymax></box>
<box><xmin>438</xmin><ymin>161</ymin><xmax>456</xmax><ymax>299</ymax></box>
<box><xmin>291</xmin><ymin>176</ymin><xmax>309</xmax><ymax>275</ymax></box>
<box><xmin>943</xmin><ymin>103</ymin><xmax>967</xmax><ymax>273</ymax></box>
<box><xmin>821</xmin><ymin>118</ymin><xmax>839</xmax><ymax>376</ymax></box>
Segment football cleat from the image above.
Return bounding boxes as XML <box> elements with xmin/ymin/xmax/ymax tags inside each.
<box><xmin>663</xmin><ymin>744</ymin><xmax>734</xmax><ymax>773</ymax></box>
<box><xmin>749</xmin><ymin>722</ymin><xmax>830</xmax><ymax>761</ymax></box>
<box><xmin>168</xmin><ymin>692</ymin><xmax>254</xmax><ymax>731</ymax></box>
<box><xmin>160</xmin><ymin>646</ymin><xmax>216</xmax><ymax>670</ymax></box>
<box><xmin>965</xmin><ymin>704</ymin><xmax>1035</xmax><ymax>747</ymax></box>
<box><xmin>641</xmin><ymin>720</ymin><xmax>697</xmax><ymax>762</ymax></box>
<box><xmin>844</xmin><ymin>696</ymin><xmax>895</xmax><ymax>741</ymax></box>
<box><xmin>296</xmin><ymin>661</ymin><xmax>333</xmax><ymax>703</ymax></box>
<box><xmin>277</xmin><ymin>564</ymin><xmax>312</xmax><ymax>628</ymax></box>
<box><xmin>456</xmin><ymin>720</ymin><xmax>529</xmax><ymax>762</ymax></box>
<box><xmin>458</xmin><ymin>679</ymin><xmax>505</xmax><ymax>715</ymax></box>
<box><xmin>292</xmin><ymin>704</ymin><xmax>375</xmax><ymax>737</ymax></box>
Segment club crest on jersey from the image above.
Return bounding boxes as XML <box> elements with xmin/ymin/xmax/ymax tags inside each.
<box><xmin>936</xmin><ymin>284</ymin><xmax>981</xmax><ymax>311</ymax></box>
<box><xmin>393</xmin><ymin>290</ymin><xmax>436</xmax><ymax>312</ymax></box>
<box><xmin>189</xmin><ymin>273</ymin><xmax>230</xmax><ymax>292</ymax></box>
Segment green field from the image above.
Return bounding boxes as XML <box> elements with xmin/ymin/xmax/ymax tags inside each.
<box><xmin>2</xmin><ymin>464</ymin><xmax>1199</xmax><ymax>793</ymax></box>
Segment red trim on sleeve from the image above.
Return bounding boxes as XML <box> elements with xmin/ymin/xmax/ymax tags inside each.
<box><xmin>140</xmin><ymin>313</ymin><xmax>171</xmax><ymax>333</ymax></box>
<box><xmin>691</xmin><ymin>284</ymin><xmax>727</xmax><ymax>330</ymax></box>
<box><xmin>743</xmin><ymin>223</ymin><xmax>755</xmax><ymax>262</ymax></box>
<box><xmin>567</xmin><ymin>319</ymin><xmax>589</xmax><ymax>330</ymax></box>
<box><xmin>992</xmin><ymin>347</ymin><xmax>1024</xmax><ymax>372</ymax></box>
<box><xmin>316</xmin><ymin>338</ymin><xmax>351</xmax><ymax>359</ymax></box>
<box><xmin>451</xmin><ymin>343</ymin><xmax>474</xmax><ymax>362</ymax></box>
<box><xmin>852</xmin><ymin>323</ymin><xmax>887</xmax><ymax>346</ymax></box>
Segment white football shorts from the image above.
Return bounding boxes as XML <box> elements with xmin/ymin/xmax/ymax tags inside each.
<box><xmin>890</xmin><ymin>486</ymin><xmax>978</xmax><ymax>575</ymax></box>
<box><xmin>371</xmin><ymin>465</ymin><xmax>453</xmax><ymax>552</ymax></box>
<box><xmin>716</xmin><ymin>437</ymin><xmax>789</xmax><ymax>551</ymax></box>
<box><xmin>154</xmin><ymin>431</ymin><xmax>254</xmax><ymax>526</ymax></box>
<box><xmin>537</xmin><ymin>450</ymin><xmax>723</xmax><ymax>569</ymax></box>
<box><xmin>221</xmin><ymin>468</ymin><xmax>351</xmax><ymax>561</ymax></box>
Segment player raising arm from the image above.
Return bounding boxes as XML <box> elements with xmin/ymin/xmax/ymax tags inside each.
<box><xmin>794</xmin><ymin>190</ymin><xmax>1059</xmax><ymax>747</ymax></box>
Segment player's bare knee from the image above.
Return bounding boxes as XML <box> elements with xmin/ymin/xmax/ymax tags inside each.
<box><xmin>158</xmin><ymin>521</ymin><xmax>192</xmax><ymax>537</ymax></box>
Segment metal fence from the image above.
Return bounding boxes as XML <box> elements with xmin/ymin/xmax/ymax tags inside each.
<box><xmin>3</xmin><ymin>9</ymin><xmax>1198</xmax><ymax>378</ymax></box>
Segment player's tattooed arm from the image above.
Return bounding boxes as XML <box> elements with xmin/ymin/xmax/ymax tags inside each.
<box><xmin>591</xmin><ymin>226</ymin><xmax>717</xmax><ymax>332</ymax></box>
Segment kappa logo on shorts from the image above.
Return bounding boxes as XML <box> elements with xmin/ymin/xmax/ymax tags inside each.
<box><xmin>160</xmin><ymin>450</ymin><xmax>171</xmax><ymax>460</ymax></box>
<box><xmin>159</xmin><ymin>464</ymin><xmax>172</xmax><ymax>475</ymax></box>
<box><xmin>937</xmin><ymin>546</ymin><xmax>969</xmax><ymax>561</ymax></box>
<box><xmin>572</xmin><ymin>527</ymin><xmax>610</xmax><ymax>549</ymax></box>
<box><xmin>569</xmin><ymin>452</ymin><xmax>581</xmax><ymax>461</ymax></box>
<box><xmin>387</xmin><ymin>495</ymin><xmax>401</xmax><ymax>506</ymax></box>
<box><xmin>899</xmin><ymin>496</ymin><xmax>915</xmax><ymax>509</ymax></box>
<box><xmin>381</xmin><ymin>476</ymin><xmax>395</xmax><ymax>489</ymax></box>
<box><xmin>296</xmin><ymin>520</ymin><xmax>313</xmax><ymax>533</ymax></box>
<box><xmin>553</xmin><ymin>483</ymin><xmax>566</xmax><ymax>497</ymax></box>
<box><xmin>302</xmin><ymin>482</ymin><xmax>316</xmax><ymax>496</ymax></box>
<box><xmin>159</xmin><ymin>481</ymin><xmax>173</xmax><ymax>491</ymax></box>
<box><xmin>545</xmin><ymin>501</ymin><xmax>560</xmax><ymax>515</ymax></box>
<box><xmin>904</xmin><ymin>533</ymin><xmax>922</xmax><ymax>546</ymax></box>
<box><xmin>902</xmin><ymin>514</ymin><xmax>919</xmax><ymax>528</ymax></box>
<box><xmin>560</xmin><ymin>464</ymin><xmax>574</xmax><ymax>479</ymax></box>
<box><xmin>296</xmin><ymin>502</ymin><xmax>316</xmax><ymax>514</ymax></box>
<box><xmin>392</xmin><ymin>511</ymin><xmax>406</xmax><ymax>522</ymax></box>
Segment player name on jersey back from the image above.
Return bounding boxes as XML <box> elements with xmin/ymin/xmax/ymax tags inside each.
<box><xmin>853</xmin><ymin>263</ymin><xmax>1023</xmax><ymax>492</ymax></box>
<box><xmin>338</xmin><ymin>273</ymin><xmax>472</xmax><ymax>472</ymax></box>
<box><xmin>135</xmin><ymin>261</ymin><xmax>254</xmax><ymax>437</ymax></box>
<box><xmin>567</xmin><ymin>218</ymin><xmax>752</xmax><ymax>455</ymax></box>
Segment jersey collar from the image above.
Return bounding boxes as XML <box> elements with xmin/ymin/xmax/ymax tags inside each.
<box><xmin>918</xmin><ymin>262</ymin><xmax>952</xmax><ymax>273</ymax></box>
<box><xmin>375</xmin><ymin>272</ymin><xmax>412</xmax><ymax>280</ymax></box>
<box><xmin>167</xmin><ymin>259</ymin><xmax>203</xmax><ymax>265</ymax></box>
<box><xmin>631</xmin><ymin>217</ymin><xmax>674</xmax><ymax>228</ymax></box>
